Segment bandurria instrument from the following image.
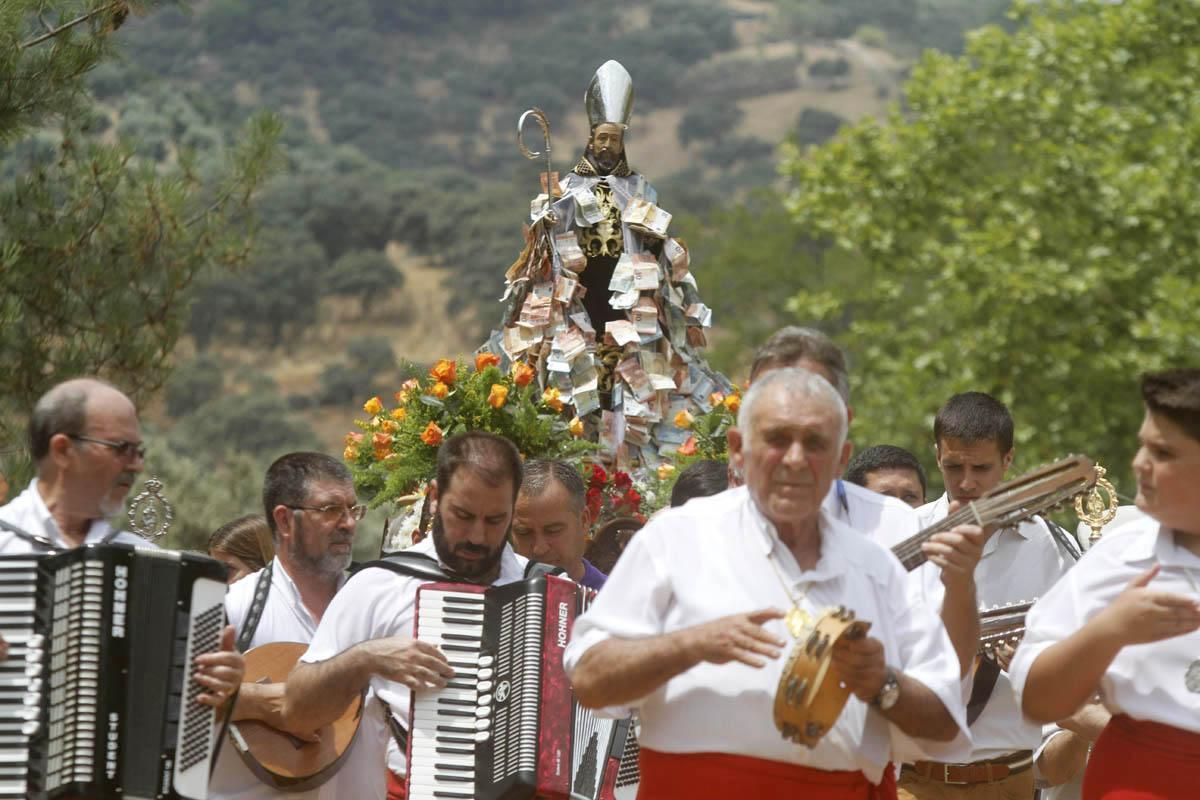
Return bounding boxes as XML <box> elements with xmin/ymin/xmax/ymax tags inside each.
<box><xmin>405</xmin><ymin>575</ymin><xmax>639</xmax><ymax>800</ymax></box>
<box><xmin>0</xmin><ymin>544</ymin><xmax>226</xmax><ymax>799</ymax></box>
<box><xmin>227</xmin><ymin>642</ymin><xmax>363</xmax><ymax>792</ymax></box>
<box><xmin>977</xmin><ymin>600</ymin><xmax>1035</xmax><ymax>661</ymax></box>
<box><xmin>774</xmin><ymin>455</ymin><xmax>1098</xmax><ymax>747</ymax></box>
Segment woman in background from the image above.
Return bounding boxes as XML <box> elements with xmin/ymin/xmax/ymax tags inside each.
<box><xmin>208</xmin><ymin>514</ymin><xmax>274</xmax><ymax>584</ymax></box>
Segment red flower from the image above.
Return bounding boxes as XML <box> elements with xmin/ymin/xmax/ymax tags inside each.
<box><xmin>678</xmin><ymin>436</ymin><xmax>697</xmax><ymax>456</ymax></box>
<box><xmin>623</xmin><ymin>488</ymin><xmax>641</xmax><ymax>510</ymax></box>
<box><xmin>586</xmin><ymin>486</ymin><xmax>603</xmax><ymax>517</ymax></box>
<box><xmin>589</xmin><ymin>464</ymin><xmax>608</xmax><ymax>489</ymax></box>
<box><xmin>613</xmin><ymin>471</ymin><xmax>633</xmax><ymax>491</ymax></box>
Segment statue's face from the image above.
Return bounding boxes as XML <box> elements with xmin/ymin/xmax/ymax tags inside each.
<box><xmin>589</xmin><ymin>123</ymin><xmax>625</xmax><ymax>172</ymax></box>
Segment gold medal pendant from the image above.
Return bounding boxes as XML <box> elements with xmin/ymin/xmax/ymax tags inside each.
<box><xmin>786</xmin><ymin>606</ymin><xmax>812</xmax><ymax>638</ymax></box>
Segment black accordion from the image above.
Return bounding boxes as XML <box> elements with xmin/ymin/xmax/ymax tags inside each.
<box><xmin>0</xmin><ymin>544</ymin><xmax>227</xmax><ymax>799</ymax></box>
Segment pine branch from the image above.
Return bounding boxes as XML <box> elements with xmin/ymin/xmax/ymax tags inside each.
<box><xmin>21</xmin><ymin>2</ymin><xmax>121</xmax><ymax>50</ymax></box>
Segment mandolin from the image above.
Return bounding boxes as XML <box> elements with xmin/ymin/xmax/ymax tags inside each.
<box><xmin>773</xmin><ymin>456</ymin><xmax>1097</xmax><ymax>748</ymax></box>
<box><xmin>891</xmin><ymin>455</ymin><xmax>1098</xmax><ymax>572</ymax></box>
<box><xmin>977</xmin><ymin>599</ymin><xmax>1035</xmax><ymax>660</ymax></box>
<box><xmin>228</xmin><ymin>641</ymin><xmax>364</xmax><ymax>792</ymax></box>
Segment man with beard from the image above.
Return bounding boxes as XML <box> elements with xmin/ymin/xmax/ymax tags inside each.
<box><xmin>284</xmin><ymin>432</ymin><xmax>529</xmax><ymax>800</ymax></box>
<box><xmin>0</xmin><ymin>377</ymin><xmax>243</xmax><ymax>700</ymax></box>
<box><xmin>211</xmin><ymin>452</ymin><xmax>363</xmax><ymax>799</ymax></box>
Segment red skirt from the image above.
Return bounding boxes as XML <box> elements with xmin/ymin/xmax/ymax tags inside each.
<box><xmin>1084</xmin><ymin>714</ymin><xmax>1200</xmax><ymax>799</ymax></box>
<box><xmin>639</xmin><ymin>748</ymin><xmax>896</xmax><ymax>800</ymax></box>
<box><xmin>386</xmin><ymin>769</ymin><xmax>406</xmax><ymax>800</ymax></box>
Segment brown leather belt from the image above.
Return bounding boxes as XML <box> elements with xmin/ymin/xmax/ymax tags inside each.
<box><xmin>907</xmin><ymin>750</ymin><xmax>1034</xmax><ymax>785</ymax></box>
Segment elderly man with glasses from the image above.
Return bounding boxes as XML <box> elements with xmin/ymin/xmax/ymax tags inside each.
<box><xmin>0</xmin><ymin>376</ymin><xmax>243</xmax><ymax>700</ymax></box>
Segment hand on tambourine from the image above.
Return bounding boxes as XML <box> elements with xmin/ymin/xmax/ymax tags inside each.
<box><xmin>683</xmin><ymin>608</ymin><xmax>786</xmax><ymax>669</ymax></box>
<box><xmin>831</xmin><ymin>635</ymin><xmax>887</xmax><ymax>703</ymax></box>
<box><xmin>1093</xmin><ymin>564</ymin><xmax>1200</xmax><ymax>646</ymax></box>
<box><xmin>193</xmin><ymin>625</ymin><xmax>245</xmax><ymax>708</ymax></box>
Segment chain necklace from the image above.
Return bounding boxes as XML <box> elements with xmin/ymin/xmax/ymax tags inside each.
<box><xmin>765</xmin><ymin>544</ymin><xmax>815</xmax><ymax>638</ymax></box>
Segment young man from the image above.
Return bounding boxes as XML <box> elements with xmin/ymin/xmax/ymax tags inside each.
<box><xmin>283</xmin><ymin>432</ymin><xmax>529</xmax><ymax>800</ymax></box>
<box><xmin>899</xmin><ymin>392</ymin><xmax>1077</xmax><ymax>800</ymax></box>
<box><xmin>566</xmin><ymin>369</ymin><xmax>974</xmax><ymax>799</ymax></box>
<box><xmin>0</xmin><ymin>377</ymin><xmax>243</xmax><ymax>700</ymax></box>
<box><xmin>511</xmin><ymin>459</ymin><xmax>606</xmax><ymax>589</ymax></box>
<box><xmin>749</xmin><ymin>327</ymin><xmax>921</xmax><ymax>550</ymax></box>
<box><xmin>1012</xmin><ymin>369</ymin><xmax>1200</xmax><ymax>798</ymax></box>
<box><xmin>211</xmin><ymin>452</ymin><xmax>363</xmax><ymax>799</ymax></box>
<box><xmin>845</xmin><ymin>445</ymin><xmax>928</xmax><ymax>509</ymax></box>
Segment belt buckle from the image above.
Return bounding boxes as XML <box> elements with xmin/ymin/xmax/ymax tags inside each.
<box><xmin>943</xmin><ymin>764</ymin><xmax>969</xmax><ymax>785</ymax></box>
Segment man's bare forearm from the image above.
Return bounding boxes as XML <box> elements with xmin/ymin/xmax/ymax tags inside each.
<box><xmin>284</xmin><ymin>646</ymin><xmax>374</xmax><ymax>730</ymax></box>
<box><xmin>941</xmin><ymin>581</ymin><xmax>979</xmax><ymax>677</ymax></box>
<box><xmin>1022</xmin><ymin>624</ymin><xmax>1123</xmax><ymax>723</ymax></box>
<box><xmin>1037</xmin><ymin>731</ymin><xmax>1090</xmax><ymax>787</ymax></box>
<box><xmin>231</xmin><ymin>681</ymin><xmax>283</xmax><ymax>723</ymax></box>
<box><xmin>572</xmin><ymin>631</ymin><xmax>698</xmax><ymax>708</ymax></box>
<box><xmin>881</xmin><ymin>674</ymin><xmax>961</xmax><ymax>741</ymax></box>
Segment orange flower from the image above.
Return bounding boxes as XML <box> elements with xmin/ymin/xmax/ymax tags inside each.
<box><xmin>430</xmin><ymin>381</ymin><xmax>450</xmax><ymax>399</ymax></box>
<box><xmin>380</xmin><ymin>420</ymin><xmax>398</xmax><ymax>434</ymax></box>
<box><xmin>343</xmin><ymin>444</ymin><xmax>358</xmax><ymax>461</ymax></box>
<box><xmin>674</xmin><ymin>409</ymin><xmax>695</xmax><ymax>429</ymax></box>
<box><xmin>709</xmin><ymin>391</ymin><xmax>725</xmax><ymax>407</ymax></box>
<box><xmin>475</xmin><ymin>352</ymin><xmax>501</xmax><ymax>372</ymax></box>
<box><xmin>420</xmin><ymin>421</ymin><xmax>444</xmax><ymax>447</ymax></box>
<box><xmin>723</xmin><ymin>393</ymin><xmax>741</xmax><ymax>414</ymax></box>
<box><xmin>678</xmin><ymin>436</ymin><xmax>697</xmax><ymax>456</ymax></box>
<box><xmin>488</xmin><ymin>384</ymin><xmax>509</xmax><ymax>409</ymax></box>
<box><xmin>391</xmin><ymin>406</ymin><xmax>407</xmax><ymax>421</ymax></box>
<box><xmin>513</xmin><ymin>362</ymin><xmax>536</xmax><ymax>388</ymax></box>
<box><xmin>363</xmin><ymin>396</ymin><xmax>383</xmax><ymax>415</ymax></box>
<box><xmin>657</xmin><ymin>463</ymin><xmax>676</xmax><ymax>480</ymax></box>
<box><xmin>542</xmin><ymin>387</ymin><xmax>564</xmax><ymax>413</ymax></box>
<box><xmin>372</xmin><ymin>431</ymin><xmax>393</xmax><ymax>460</ymax></box>
<box><xmin>568</xmin><ymin>417</ymin><xmax>584</xmax><ymax>437</ymax></box>
<box><xmin>430</xmin><ymin>358</ymin><xmax>458</xmax><ymax>385</ymax></box>
<box><xmin>344</xmin><ymin>431</ymin><xmax>364</xmax><ymax>446</ymax></box>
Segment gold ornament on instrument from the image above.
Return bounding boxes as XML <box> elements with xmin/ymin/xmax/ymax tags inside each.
<box><xmin>127</xmin><ymin>476</ymin><xmax>174</xmax><ymax>541</ymax></box>
<box><xmin>1074</xmin><ymin>464</ymin><xmax>1118</xmax><ymax>546</ymax></box>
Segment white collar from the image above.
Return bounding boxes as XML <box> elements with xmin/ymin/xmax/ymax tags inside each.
<box><xmin>742</xmin><ymin>487</ymin><xmax>856</xmax><ymax>584</ymax></box>
<box><xmin>23</xmin><ymin>478</ymin><xmax>114</xmax><ymax>547</ymax></box>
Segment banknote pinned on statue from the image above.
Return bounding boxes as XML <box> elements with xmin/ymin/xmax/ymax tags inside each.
<box><xmin>554</xmin><ymin>274</ymin><xmax>579</xmax><ymax>305</ymax></box>
<box><xmin>552</xmin><ymin>328</ymin><xmax>589</xmax><ymax>362</ymax></box>
<box><xmin>573</xmin><ymin>187</ymin><xmax>606</xmax><ymax>227</ymax></box>
<box><xmin>664</xmin><ymin>238</ymin><xmax>690</xmax><ymax>282</ymax></box>
<box><xmin>641</xmin><ymin>353</ymin><xmax>678</xmax><ymax>392</ymax></box>
<box><xmin>622</xmin><ymin>198</ymin><xmax>672</xmax><ymax>239</ymax></box>
<box><xmin>685</xmin><ymin>303</ymin><xmax>714</xmax><ymax>328</ymax></box>
<box><xmin>624</xmin><ymin>419</ymin><xmax>650</xmax><ymax>447</ymax></box>
<box><xmin>518</xmin><ymin>290</ymin><xmax>553</xmax><ymax>330</ymax></box>
<box><xmin>632</xmin><ymin>297</ymin><xmax>659</xmax><ymax>335</ymax></box>
<box><xmin>502</xmin><ymin>324</ymin><xmax>543</xmax><ymax>358</ymax></box>
<box><xmin>633</xmin><ymin>258</ymin><xmax>660</xmax><ymax>292</ymax></box>
<box><xmin>608</xmin><ymin>254</ymin><xmax>635</xmax><ymax>293</ymax></box>
<box><xmin>555</xmin><ymin>233</ymin><xmax>587</xmax><ymax>273</ymax></box>
<box><xmin>610</xmin><ymin>287</ymin><xmax>640</xmax><ymax>310</ymax></box>
<box><xmin>616</xmin><ymin>356</ymin><xmax>655</xmax><ymax>402</ymax></box>
<box><xmin>569</xmin><ymin>313</ymin><xmax>596</xmax><ymax>339</ymax></box>
<box><xmin>599</xmin><ymin>410</ymin><xmax>626</xmax><ymax>457</ymax></box>
<box><xmin>605</xmin><ymin>320</ymin><xmax>641</xmax><ymax>347</ymax></box>
<box><xmin>530</xmin><ymin>193</ymin><xmax>551</xmax><ymax>222</ymax></box>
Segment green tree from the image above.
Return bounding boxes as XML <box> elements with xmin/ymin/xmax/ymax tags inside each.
<box><xmin>328</xmin><ymin>250</ymin><xmax>401</xmax><ymax>313</ymax></box>
<box><xmin>165</xmin><ymin>355</ymin><xmax>224</xmax><ymax>418</ymax></box>
<box><xmin>0</xmin><ymin>0</ymin><xmax>281</xmax><ymax>458</ymax></box>
<box><xmin>780</xmin><ymin>0</ymin><xmax>1200</xmax><ymax>493</ymax></box>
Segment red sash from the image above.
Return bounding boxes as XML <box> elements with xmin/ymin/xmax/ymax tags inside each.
<box><xmin>386</xmin><ymin>769</ymin><xmax>406</xmax><ymax>800</ymax></box>
<box><xmin>1084</xmin><ymin>714</ymin><xmax>1200</xmax><ymax>799</ymax></box>
<box><xmin>639</xmin><ymin>748</ymin><xmax>897</xmax><ymax>800</ymax></box>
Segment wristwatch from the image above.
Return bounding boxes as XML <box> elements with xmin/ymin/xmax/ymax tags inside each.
<box><xmin>872</xmin><ymin>668</ymin><xmax>900</xmax><ymax>711</ymax></box>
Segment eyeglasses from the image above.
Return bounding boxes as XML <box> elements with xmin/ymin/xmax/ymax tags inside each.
<box><xmin>68</xmin><ymin>434</ymin><xmax>146</xmax><ymax>461</ymax></box>
<box><xmin>288</xmin><ymin>503</ymin><xmax>367</xmax><ymax>523</ymax></box>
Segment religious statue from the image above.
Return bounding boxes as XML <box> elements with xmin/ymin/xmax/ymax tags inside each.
<box><xmin>485</xmin><ymin>60</ymin><xmax>732</xmax><ymax>467</ymax></box>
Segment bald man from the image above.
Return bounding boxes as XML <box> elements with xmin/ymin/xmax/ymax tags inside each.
<box><xmin>0</xmin><ymin>377</ymin><xmax>242</xmax><ymax>706</ymax></box>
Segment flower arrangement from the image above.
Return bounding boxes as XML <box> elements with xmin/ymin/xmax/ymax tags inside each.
<box><xmin>346</xmin><ymin>353</ymin><xmax>595</xmax><ymax>509</ymax></box>
<box><xmin>673</xmin><ymin>388</ymin><xmax>742</xmax><ymax>461</ymax></box>
<box><xmin>584</xmin><ymin>463</ymin><xmax>647</xmax><ymax>525</ymax></box>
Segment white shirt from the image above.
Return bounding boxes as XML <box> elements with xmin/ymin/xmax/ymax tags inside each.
<box><xmin>823</xmin><ymin>479</ymin><xmax>922</xmax><ymax>551</ymax></box>
<box><xmin>300</xmin><ymin>535</ymin><xmax>528</xmax><ymax>783</ymax></box>
<box><xmin>908</xmin><ymin>493</ymin><xmax>1074</xmax><ymax>760</ymax></box>
<box><xmin>210</xmin><ymin>559</ymin><xmax>350</xmax><ymax>800</ymax></box>
<box><xmin>563</xmin><ymin>486</ymin><xmax>970</xmax><ymax>783</ymax></box>
<box><xmin>0</xmin><ymin>478</ymin><xmax>152</xmax><ymax>553</ymax></box>
<box><xmin>1010</xmin><ymin>516</ymin><xmax>1200</xmax><ymax>736</ymax></box>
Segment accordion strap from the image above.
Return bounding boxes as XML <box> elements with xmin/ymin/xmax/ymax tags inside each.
<box><xmin>234</xmin><ymin>560</ymin><xmax>275</xmax><ymax>653</ymax></box>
